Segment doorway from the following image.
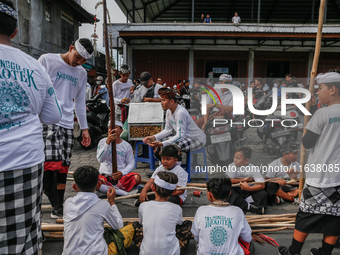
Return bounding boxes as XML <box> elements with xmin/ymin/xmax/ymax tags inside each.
<box><xmin>205</xmin><ymin>60</ymin><xmax>239</xmax><ymax>79</ymax></box>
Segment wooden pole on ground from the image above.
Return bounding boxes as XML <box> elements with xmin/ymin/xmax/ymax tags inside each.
<box><xmin>102</xmin><ymin>0</ymin><xmax>117</xmax><ymax>174</ymax></box>
<box><xmin>298</xmin><ymin>0</ymin><xmax>326</xmax><ymax>200</ymax></box>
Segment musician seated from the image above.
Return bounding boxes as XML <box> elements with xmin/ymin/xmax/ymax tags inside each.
<box><xmin>96</xmin><ymin>121</ymin><xmax>141</xmax><ymax>196</ymax></box>
<box><xmin>226</xmin><ymin>146</ymin><xmax>267</xmax><ymax>215</ymax></box>
<box><xmin>265</xmin><ymin>142</ymin><xmax>300</xmax><ymax>205</ymax></box>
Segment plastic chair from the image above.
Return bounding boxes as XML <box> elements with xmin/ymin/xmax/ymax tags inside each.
<box><xmin>134</xmin><ymin>141</ymin><xmax>158</xmax><ymax>171</ymax></box>
<box><xmin>181</xmin><ymin>147</ymin><xmax>208</xmax><ymax>183</ymax></box>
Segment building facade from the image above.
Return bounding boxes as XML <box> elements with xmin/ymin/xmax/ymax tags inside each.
<box><xmin>112</xmin><ymin>0</ymin><xmax>340</xmax><ymax>87</ymax></box>
<box><xmin>12</xmin><ymin>0</ymin><xmax>95</xmax><ymax>59</ymax></box>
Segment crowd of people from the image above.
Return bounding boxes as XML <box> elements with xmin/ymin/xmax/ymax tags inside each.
<box><xmin>1</xmin><ymin>0</ymin><xmax>340</xmax><ymax>254</ymax></box>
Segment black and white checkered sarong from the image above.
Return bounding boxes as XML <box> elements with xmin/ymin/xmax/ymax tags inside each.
<box><xmin>0</xmin><ymin>164</ymin><xmax>43</xmax><ymax>255</ymax></box>
<box><xmin>300</xmin><ymin>184</ymin><xmax>340</xmax><ymax>216</ymax></box>
<box><xmin>43</xmin><ymin>124</ymin><xmax>74</xmax><ymax>172</ymax></box>
<box><xmin>160</xmin><ymin>137</ymin><xmax>205</xmax><ymax>152</ymax></box>
<box><xmin>174</xmin><ymin>137</ymin><xmax>205</xmax><ymax>152</ymax></box>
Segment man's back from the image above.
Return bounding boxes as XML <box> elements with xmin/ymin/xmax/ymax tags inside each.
<box><xmin>0</xmin><ymin>44</ymin><xmax>61</xmax><ymax>171</ymax></box>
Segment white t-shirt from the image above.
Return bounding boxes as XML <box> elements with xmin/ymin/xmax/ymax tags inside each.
<box><xmin>38</xmin><ymin>53</ymin><xmax>88</xmax><ymax>129</ymax></box>
<box><xmin>63</xmin><ymin>192</ymin><xmax>124</xmax><ymax>255</ymax></box>
<box><xmin>305</xmin><ymin>104</ymin><xmax>340</xmax><ymax>188</ymax></box>
<box><xmin>132</xmin><ymin>83</ymin><xmax>163</xmax><ymax>103</ymax></box>
<box><xmin>232</xmin><ymin>16</ymin><xmax>241</xmax><ymax>23</ymax></box>
<box><xmin>151</xmin><ymin>164</ymin><xmax>188</xmax><ymax>202</ymax></box>
<box><xmin>86</xmin><ymin>83</ymin><xmax>92</xmax><ymax>100</ymax></box>
<box><xmin>139</xmin><ymin>201</ymin><xmax>183</xmax><ymax>255</ymax></box>
<box><xmin>191</xmin><ymin>205</ymin><xmax>252</xmax><ymax>255</ymax></box>
<box><xmin>227</xmin><ymin>163</ymin><xmax>265</xmax><ymax>182</ymax></box>
<box><xmin>112</xmin><ymin>79</ymin><xmax>133</xmax><ymax>105</ymax></box>
<box><xmin>266</xmin><ymin>158</ymin><xmax>300</xmax><ymax>179</ymax></box>
<box><xmin>207</xmin><ymin>88</ymin><xmax>233</xmax><ymax>113</ymax></box>
<box><xmin>0</xmin><ymin>44</ymin><xmax>61</xmax><ymax>172</ymax></box>
<box><xmin>154</xmin><ymin>105</ymin><xmax>206</xmax><ymax>147</ymax></box>
<box><xmin>97</xmin><ymin>138</ymin><xmax>135</xmax><ymax>176</ymax></box>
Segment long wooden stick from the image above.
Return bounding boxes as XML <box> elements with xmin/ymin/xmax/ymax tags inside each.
<box><xmin>298</xmin><ymin>0</ymin><xmax>326</xmax><ymax>200</ymax></box>
<box><xmin>102</xmin><ymin>0</ymin><xmax>117</xmax><ymax>175</ymax></box>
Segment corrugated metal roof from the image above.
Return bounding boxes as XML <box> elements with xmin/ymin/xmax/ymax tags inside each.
<box><xmin>114</xmin><ymin>23</ymin><xmax>340</xmax><ymax>34</ymax></box>
<box><xmin>114</xmin><ymin>0</ymin><xmax>340</xmax><ymax>24</ymax></box>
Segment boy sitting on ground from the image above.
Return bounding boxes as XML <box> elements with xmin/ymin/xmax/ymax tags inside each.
<box><xmin>62</xmin><ymin>166</ymin><xmax>123</xmax><ymax>255</ymax></box>
<box><xmin>97</xmin><ymin>121</ymin><xmax>141</xmax><ymax>196</ymax></box>
<box><xmin>133</xmin><ymin>171</ymin><xmax>192</xmax><ymax>255</ymax></box>
<box><xmin>265</xmin><ymin>142</ymin><xmax>300</xmax><ymax>205</ymax></box>
<box><xmin>192</xmin><ymin>177</ymin><xmax>252</xmax><ymax>255</ymax></box>
<box><xmin>226</xmin><ymin>146</ymin><xmax>268</xmax><ymax>215</ymax></box>
<box><xmin>135</xmin><ymin>145</ymin><xmax>188</xmax><ymax>206</ymax></box>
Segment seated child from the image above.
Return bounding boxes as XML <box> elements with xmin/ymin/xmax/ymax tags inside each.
<box><xmin>265</xmin><ymin>142</ymin><xmax>300</xmax><ymax>205</ymax></box>
<box><xmin>226</xmin><ymin>146</ymin><xmax>268</xmax><ymax>215</ymax></box>
<box><xmin>191</xmin><ymin>177</ymin><xmax>252</xmax><ymax>255</ymax></box>
<box><xmin>135</xmin><ymin>145</ymin><xmax>188</xmax><ymax>206</ymax></box>
<box><xmin>62</xmin><ymin>166</ymin><xmax>124</xmax><ymax>255</ymax></box>
<box><xmin>135</xmin><ymin>171</ymin><xmax>192</xmax><ymax>255</ymax></box>
<box><xmin>97</xmin><ymin>121</ymin><xmax>141</xmax><ymax>195</ymax></box>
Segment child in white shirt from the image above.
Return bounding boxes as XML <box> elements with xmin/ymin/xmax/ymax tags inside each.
<box><xmin>97</xmin><ymin>121</ymin><xmax>141</xmax><ymax>196</ymax></box>
<box><xmin>135</xmin><ymin>171</ymin><xmax>192</xmax><ymax>255</ymax></box>
<box><xmin>62</xmin><ymin>165</ymin><xmax>123</xmax><ymax>255</ymax></box>
<box><xmin>226</xmin><ymin>146</ymin><xmax>267</xmax><ymax>215</ymax></box>
<box><xmin>265</xmin><ymin>142</ymin><xmax>300</xmax><ymax>205</ymax></box>
<box><xmin>278</xmin><ymin>71</ymin><xmax>340</xmax><ymax>255</ymax></box>
<box><xmin>136</xmin><ymin>145</ymin><xmax>188</xmax><ymax>206</ymax></box>
<box><xmin>192</xmin><ymin>177</ymin><xmax>252</xmax><ymax>255</ymax></box>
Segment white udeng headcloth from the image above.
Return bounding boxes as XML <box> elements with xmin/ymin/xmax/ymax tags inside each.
<box><xmin>154</xmin><ymin>175</ymin><xmax>177</xmax><ymax>190</ymax></box>
<box><xmin>75</xmin><ymin>39</ymin><xmax>93</xmax><ymax>59</ymax></box>
<box><xmin>315</xmin><ymin>72</ymin><xmax>340</xmax><ymax>84</ymax></box>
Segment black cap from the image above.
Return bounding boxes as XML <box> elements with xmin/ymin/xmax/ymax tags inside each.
<box><xmin>285</xmin><ymin>74</ymin><xmax>292</xmax><ymax>77</ymax></box>
<box><xmin>140</xmin><ymin>71</ymin><xmax>152</xmax><ymax>86</ymax></box>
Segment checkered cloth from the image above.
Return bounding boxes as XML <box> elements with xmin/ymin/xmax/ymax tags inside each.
<box><xmin>43</xmin><ymin>124</ymin><xmax>74</xmax><ymax>173</ymax></box>
<box><xmin>174</xmin><ymin>137</ymin><xmax>205</xmax><ymax>152</ymax></box>
<box><xmin>300</xmin><ymin>184</ymin><xmax>340</xmax><ymax>216</ymax></box>
<box><xmin>160</xmin><ymin>137</ymin><xmax>205</xmax><ymax>152</ymax></box>
<box><xmin>0</xmin><ymin>164</ymin><xmax>43</xmax><ymax>255</ymax></box>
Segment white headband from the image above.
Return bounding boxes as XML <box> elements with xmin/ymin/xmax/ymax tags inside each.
<box><xmin>154</xmin><ymin>175</ymin><xmax>177</xmax><ymax>190</ymax></box>
<box><xmin>75</xmin><ymin>39</ymin><xmax>93</xmax><ymax>59</ymax></box>
<box><xmin>315</xmin><ymin>72</ymin><xmax>340</xmax><ymax>84</ymax></box>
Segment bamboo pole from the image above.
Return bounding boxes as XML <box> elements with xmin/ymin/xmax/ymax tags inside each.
<box><xmin>252</xmin><ymin>227</ymin><xmax>294</xmax><ymax>233</ymax></box>
<box><xmin>298</xmin><ymin>0</ymin><xmax>327</xmax><ymax>200</ymax></box>
<box><xmin>102</xmin><ymin>0</ymin><xmax>117</xmax><ymax>175</ymax></box>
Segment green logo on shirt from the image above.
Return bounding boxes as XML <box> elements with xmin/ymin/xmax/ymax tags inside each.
<box><xmin>0</xmin><ymin>59</ymin><xmax>37</xmax><ymax>90</ymax></box>
<box><xmin>329</xmin><ymin>117</ymin><xmax>340</xmax><ymax>124</ymax></box>
<box><xmin>55</xmin><ymin>71</ymin><xmax>78</xmax><ymax>87</ymax></box>
<box><xmin>205</xmin><ymin>216</ymin><xmax>233</xmax><ymax>229</ymax></box>
<box><xmin>210</xmin><ymin>226</ymin><xmax>228</xmax><ymax>247</ymax></box>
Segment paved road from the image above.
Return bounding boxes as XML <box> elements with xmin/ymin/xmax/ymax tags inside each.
<box><xmin>41</xmin><ymin>128</ymin><xmax>340</xmax><ymax>255</ymax></box>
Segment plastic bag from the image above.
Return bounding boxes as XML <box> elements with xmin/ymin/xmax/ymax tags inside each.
<box><xmin>120</xmin><ymin>118</ymin><xmax>129</xmax><ymax>141</ymax></box>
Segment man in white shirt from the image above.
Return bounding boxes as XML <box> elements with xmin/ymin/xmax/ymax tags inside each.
<box><xmin>0</xmin><ymin>2</ymin><xmax>61</xmax><ymax>253</ymax></box>
<box><xmin>232</xmin><ymin>12</ymin><xmax>241</xmax><ymax>23</ymax></box>
<box><xmin>38</xmin><ymin>38</ymin><xmax>93</xmax><ymax>218</ymax></box>
<box><xmin>96</xmin><ymin>121</ymin><xmax>141</xmax><ymax>195</ymax></box>
<box><xmin>143</xmin><ymin>88</ymin><xmax>206</xmax><ymax>153</ymax></box>
<box><xmin>131</xmin><ymin>71</ymin><xmax>163</xmax><ymax>103</ymax></box>
<box><xmin>112</xmin><ymin>64</ymin><xmax>133</xmax><ymax>123</ymax></box>
<box><xmin>195</xmin><ymin>74</ymin><xmax>234</xmax><ymax>131</ymax></box>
